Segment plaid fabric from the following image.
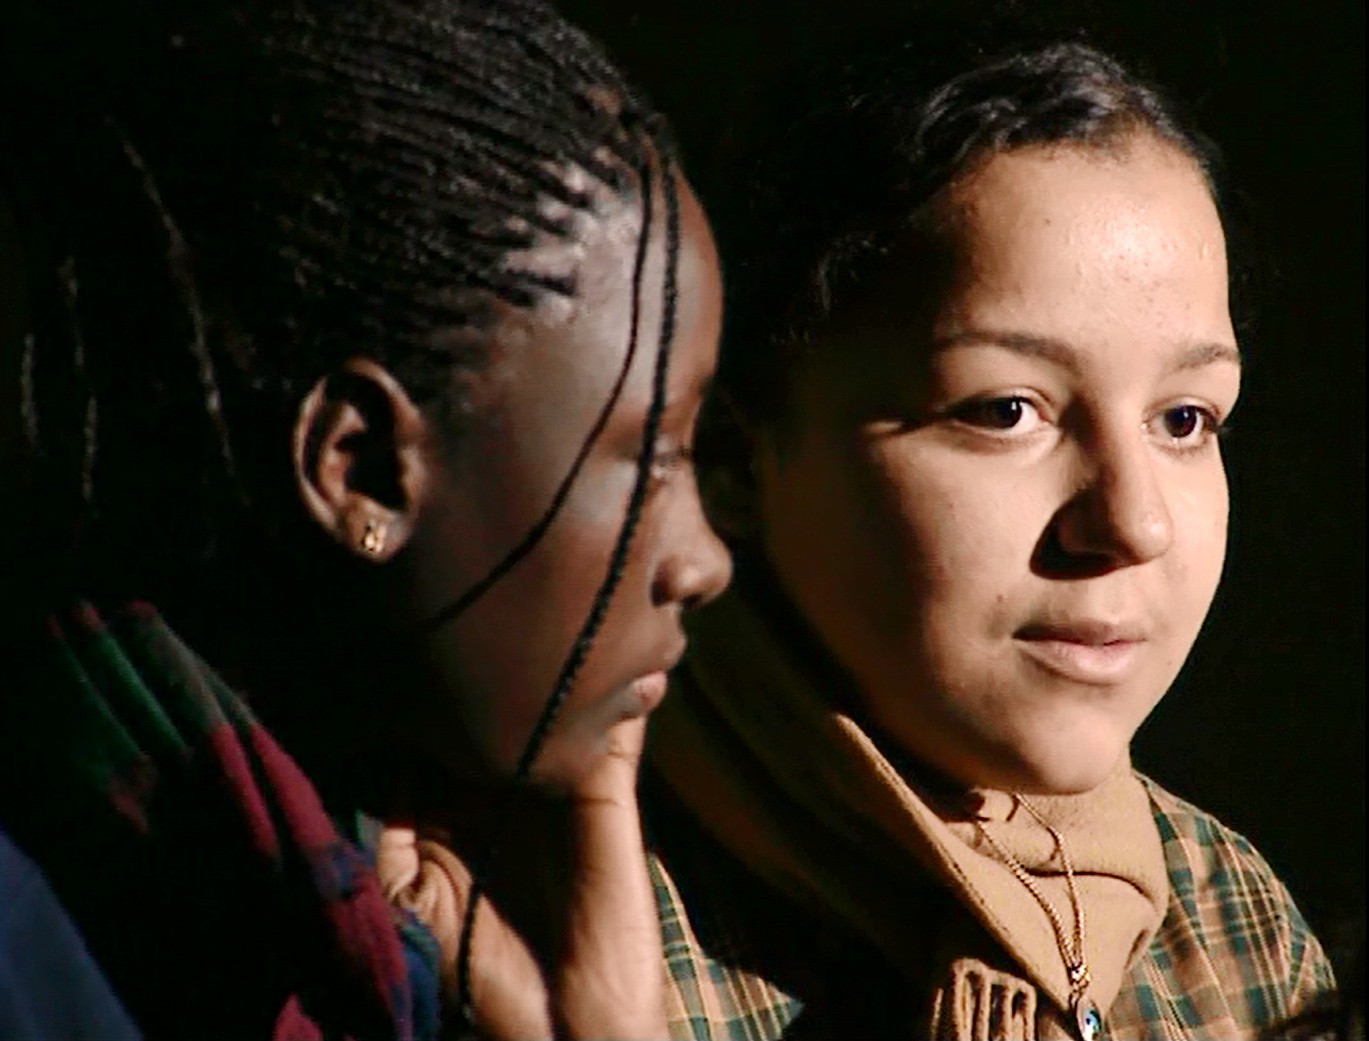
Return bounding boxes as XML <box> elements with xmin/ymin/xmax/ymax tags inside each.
<box><xmin>0</xmin><ymin>602</ymin><xmax>440</xmax><ymax>1041</ymax></box>
<box><xmin>653</xmin><ymin>774</ymin><xmax>1336</xmax><ymax>1040</ymax></box>
<box><xmin>1106</xmin><ymin>778</ymin><xmax>1336</xmax><ymax>1039</ymax></box>
<box><xmin>653</xmin><ymin>850</ymin><xmax>804</xmax><ymax>1040</ymax></box>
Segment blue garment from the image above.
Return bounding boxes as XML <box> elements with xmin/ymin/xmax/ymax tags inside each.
<box><xmin>0</xmin><ymin>827</ymin><xmax>141</xmax><ymax>1041</ymax></box>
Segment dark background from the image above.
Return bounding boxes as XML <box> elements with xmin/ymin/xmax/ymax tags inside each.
<box><xmin>560</xmin><ymin>0</ymin><xmax>1367</xmax><ymax>978</ymax></box>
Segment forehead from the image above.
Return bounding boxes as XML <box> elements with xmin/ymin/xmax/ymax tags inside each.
<box><xmin>942</xmin><ymin>137</ymin><xmax>1227</xmax><ymax>285</ymax></box>
<box><xmin>784</xmin><ymin>137</ymin><xmax>1235</xmax><ymax>412</ymax></box>
<box><xmin>934</xmin><ymin>137</ymin><xmax>1233</xmax><ymax>348</ymax></box>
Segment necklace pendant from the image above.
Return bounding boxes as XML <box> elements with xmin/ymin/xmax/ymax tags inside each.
<box><xmin>1072</xmin><ymin>994</ymin><xmax>1103</xmax><ymax>1041</ymax></box>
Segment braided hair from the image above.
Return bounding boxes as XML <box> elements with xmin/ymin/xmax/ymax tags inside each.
<box><xmin>3</xmin><ymin>0</ymin><xmax>684</xmax><ymax>1020</ymax></box>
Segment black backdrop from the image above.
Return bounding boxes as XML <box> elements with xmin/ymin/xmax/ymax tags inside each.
<box><xmin>559</xmin><ymin>0</ymin><xmax>1367</xmax><ymax>977</ymax></box>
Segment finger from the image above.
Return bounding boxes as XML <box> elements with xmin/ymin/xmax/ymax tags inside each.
<box><xmin>571</xmin><ymin>715</ymin><xmax>651</xmax><ymax>804</ymax></box>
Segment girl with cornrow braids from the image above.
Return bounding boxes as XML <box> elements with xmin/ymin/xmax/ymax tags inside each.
<box><xmin>0</xmin><ymin>0</ymin><xmax>728</xmax><ymax>1037</ymax></box>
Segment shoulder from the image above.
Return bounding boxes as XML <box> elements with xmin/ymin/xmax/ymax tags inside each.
<box><xmin>1143</xmin><ymin>775</ymin><xmax>1279</xmax><ymax>891</ymax></box>
<box><xmin>1140</xmin><ymin>772</ymin><xmax>1313</xmax><ymax>936</ymax></box>
<box><xmin>0</xmin><ymin>829</ymin><xmax>142</xmax><ymax>1041</ymax></box>
<box><xmin>1126</xmin><ymin>773</ymin><xmax>1337</xmax><ymax>1034</ymax></box>
<box><xmin>645</xmin><ymin>779</ymin><xmax>807</xmax><ymax>1041</ymax></box>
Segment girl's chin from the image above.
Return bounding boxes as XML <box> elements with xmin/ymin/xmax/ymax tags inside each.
<box><xmin>891</xmin><ymin>718</ymin><xmax>1133</xmax><ymax>797</ymax></box>
<box><xmin>941</xmin><ymin>699</ymin><xmax>1142</xmax><ymax>796</ymax></box>
<box><xmin>504</xmin><ymin>677</ymin><xmax>665</xmax><ymax>792</ymax></box>
<box><xmin>520</xmin><ymin>730</ymin><xmax>619</xmax><ymax>794</ymax></box>
<box><xmin>975</xmin><ymin>738</ymin><xmax>1132</xmax><ymax>796</ymax></box>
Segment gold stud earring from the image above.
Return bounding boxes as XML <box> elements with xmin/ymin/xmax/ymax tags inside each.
<box><xmin>360</xmin><ymin>518</ymin><xmax>387</xmax><ymax>557</ymax></box>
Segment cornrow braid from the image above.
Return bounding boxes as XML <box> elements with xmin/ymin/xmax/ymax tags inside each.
<box><xmin>111</xmin><ymin>126</ymin><xmax>244</xmax><ymax>511</ymax></box>
<box><xmin>7</xmin><ymin>0</ymin><xmax>689</xmax><ymax>1025</ymax></box>
<box><xmin>451</xmin><ymin>154</ymin><xmax>683</xmax><ymax>1032</ymax></box>
<box><xmin>246</xmin><ymin>0</ymin><xmax>661</xmax><ymax>385</ymax></box>
<box><xmin>6</xmin><ymin>0</ymin><xmax>678</xmax><ymax>573</ymax></box>
<box><xmin>421</xmin><ymin>176</ymin><xmax>653</xmax><ymax>631</ymax></box>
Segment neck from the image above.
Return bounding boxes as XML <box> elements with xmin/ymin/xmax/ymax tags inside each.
<box><xmin>144</xmin><ymin>544</ymin><xmax>468</xmax><ymax>815</ymax></box>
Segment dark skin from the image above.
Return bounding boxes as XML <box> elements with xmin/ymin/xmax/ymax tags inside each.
<box><xmin>286</xmin><ymin>167</ymin><xmax>728</xmax><ymax>1037</ymax></box>
<box><xmin>295</xmin><ymin>169</ymin><xmax>727</xmax><ymax>789</ymax></box>
<box><xmin>35</xmin><ymin>155</ymin><xmax>724</xmax><ymax>1037</ymax></box>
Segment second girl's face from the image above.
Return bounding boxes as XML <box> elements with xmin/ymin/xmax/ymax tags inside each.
<box><xmin>402</xmin><ymin>173</ymin><xmax>730</xmax><ymax>788</ymax></box>
<box><xmin>755</xmin><ymin>136</ymin><xmax>1240</xmax><ymax>794</ymax></box>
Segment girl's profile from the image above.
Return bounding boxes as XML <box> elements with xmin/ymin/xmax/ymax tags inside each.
<box><xmin>0</xmin><ymin>1</ymin><xmax>727</xmax><ymax>1036</ymax></box>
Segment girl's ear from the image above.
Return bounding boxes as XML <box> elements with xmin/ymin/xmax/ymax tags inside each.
<box><xmin>695</xmin><ymin>391</ymin><xmax>762</xmax><ymax>542</ymax></box>
<box><xmin>292</xmin><ymin>358</ymin><xmax>430</xmax><ymax>562</ymax></box>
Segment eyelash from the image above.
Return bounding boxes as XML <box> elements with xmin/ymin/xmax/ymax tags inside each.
<box><xmin>944</xmin><ymin>395</ymin><xmax>1230</xmax><ymax>453</ymax></box>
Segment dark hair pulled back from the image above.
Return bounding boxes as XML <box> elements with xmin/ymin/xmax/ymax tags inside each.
<box><xmin>714</xmin><ymin>34</ymin><xmax>1228</xmax><ymax>430</ymax></box>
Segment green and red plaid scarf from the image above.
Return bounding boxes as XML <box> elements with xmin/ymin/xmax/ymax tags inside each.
<box><xmin>0</xmin><ymin>601</ymin><xmax>440</xmax><ymax>1041</ymax></box>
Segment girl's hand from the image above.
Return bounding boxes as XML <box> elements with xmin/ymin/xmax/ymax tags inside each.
<box><xmin>376</xmin><ymin>718</ymin><xmax>666</xmax><ymax>1039</ymax></box>
<box><xmin>554</xmin><ymin>717</ymin><xmax>667</xmax><ymax>1038</ymax></box>
<box><xmin>377</xmin><ymin>825</ymin><xmax>555</xmax><ymax>1038</ymax></box>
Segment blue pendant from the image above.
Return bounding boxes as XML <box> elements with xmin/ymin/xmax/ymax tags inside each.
<box><xmin>1073</xmin><ymin>995</ymin><xmax>1103</xmax><ymax>1041</ymax></box>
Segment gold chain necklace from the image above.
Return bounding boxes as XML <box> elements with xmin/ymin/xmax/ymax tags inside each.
<box><xmin>972</xmin><ymin>794</ymin><xmax>1104</xmax><ymax>1041</ymax></box>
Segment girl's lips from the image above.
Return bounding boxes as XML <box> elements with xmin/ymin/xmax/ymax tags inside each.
<box><xmin>1015</xmin><ymin>635</ymin><xmax>1145</xmax><ymax>685</ymax></box>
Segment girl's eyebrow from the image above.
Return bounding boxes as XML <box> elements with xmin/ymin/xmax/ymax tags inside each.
<box><xmin>931</xmin><ymin>330</ymin><xmax>1077</xmax><ymax>367</ymax></box>
<box><xmin>931</xmin><ymin>329</ymin><xmax>1242</xmax><ymax>373</ymax></box>
<box><xmin>1168</xmin><ymin>341</ymin><xmax>1243</xmax><ymax>371</ymax></box>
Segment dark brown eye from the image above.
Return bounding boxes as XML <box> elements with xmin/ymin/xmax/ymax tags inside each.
<box><xmin>1151</xmin><ymin>403</ymin><xmax>1227</xmax><ymax>452</ymax></box>
<box><xmin>953</xmin><ymin>396</ymin><xmax>1034</xmax><ymax>430</ymax></box>
<box><xmin>1161</xmin><ymin>405</ymin><xmax>1204</xmax><ymax>440</ymax></box>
